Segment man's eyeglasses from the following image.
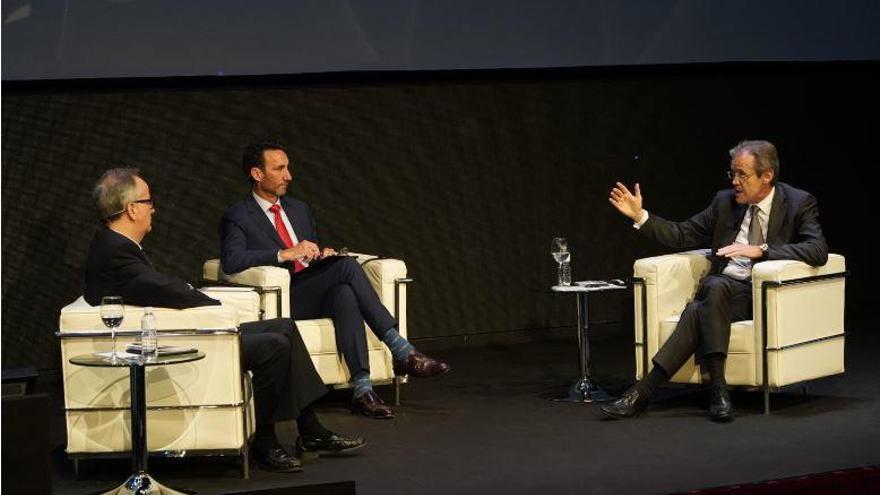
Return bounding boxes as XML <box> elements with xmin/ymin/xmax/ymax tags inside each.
<box><xmin>726</xmin><ymin>170</ymin><xmax>753</xmax><ymax>181</ymax></box>
<box><xmin>102</xmin><ymin>198</ymin><xmax>154</xmax><ymax>222</ymax></box>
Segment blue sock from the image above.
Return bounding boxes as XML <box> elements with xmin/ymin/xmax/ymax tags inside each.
<box><xmin>351</xmin><ymin>371</ymin><xmax>373</xmax><ymax>399</ymax></box>
<box><xmin>382</xmin><ymin>326</ymin><xmax>415</xmax><ymax>362</ymax></box>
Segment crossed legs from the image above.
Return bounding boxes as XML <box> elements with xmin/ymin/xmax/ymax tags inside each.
<box><xmin>291</xmin><ymin>256</ymin><xmax>449</xmax><ymax>418</ymax></box>
<box><xmin>602</xmin><ymin>274</ymin><xmax>751</xmax><ymax>421</ymax></box>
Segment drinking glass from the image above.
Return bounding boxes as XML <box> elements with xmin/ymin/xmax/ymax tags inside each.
<box><xmin>100</xmin><ymin>296</ymin><xmax>124</xmax><ymax>363</ymax></box>
<box><xmin>551</xmin><ymin>237</ymin><xmax>572</xmax><ymax>286</ymax></box>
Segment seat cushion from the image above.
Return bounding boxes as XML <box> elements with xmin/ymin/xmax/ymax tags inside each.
<box><xmin>296</xmin><ymin>318</ymin><xmax>389</xmax><ymax>354</ymax></box>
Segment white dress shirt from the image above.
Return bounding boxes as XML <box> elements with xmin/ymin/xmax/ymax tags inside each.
<box><xmin>252</xmin><ymin>192</ymin><xmax>307</xmax><ymax>265</ymax></box>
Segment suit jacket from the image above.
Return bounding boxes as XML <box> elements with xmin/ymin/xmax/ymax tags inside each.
<box><xmin>84</xmin><ymin>227</ymin><xmax>220</xmax><ymax>309</ymax></box>
<box><xmin>220</xmin><ymin>195</ymin><xmax>318</xmax><ymax>275</ymax></box>
<box><xmin>640</xmin><ymin>182</ymin><xmax>829</xmax><ymax>274</ymax></box>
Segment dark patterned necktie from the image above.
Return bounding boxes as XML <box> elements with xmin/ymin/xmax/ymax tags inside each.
<box><xmin>748</xmin><ymin>205</ymin><xmax>764</xmax><ymax>245</ymax></box>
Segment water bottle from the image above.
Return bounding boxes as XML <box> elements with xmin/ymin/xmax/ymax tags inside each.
<box><xmin>141</xmin><ymin>308</ymin><xmax>158</xmax><ymax>360</ymax></box>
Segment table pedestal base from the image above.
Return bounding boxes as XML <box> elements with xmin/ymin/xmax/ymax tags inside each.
<box><xmin>553</xmin><ymin>376</ymin><xmax>613</xmax><ymax>403</ymax></box>
<box><xmin>101</xmin><ymin>472</ymin><xmax>192</xmax><ymax>495</ymax></box>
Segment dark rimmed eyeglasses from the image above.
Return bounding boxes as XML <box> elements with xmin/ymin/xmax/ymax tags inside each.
<box><xmin>131</xmin><ymin>198</ymin><xmax>154</xmax><ymax>206</ymax></box>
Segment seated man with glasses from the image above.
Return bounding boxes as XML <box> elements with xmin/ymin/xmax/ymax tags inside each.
<box><xmin>84</xmin><ymin>168</ymin><xmax>365</xmax><ymax>473</ymax></box>
<box><xmin>604</xmin><ymin>140</ymin><xmax>828</xmax><ymax>422</ymax></box>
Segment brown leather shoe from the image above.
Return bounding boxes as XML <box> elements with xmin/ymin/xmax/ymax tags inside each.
<box><xmin>350</xmin><ymin>390</ymin><xmax>394</xmax><ymax>419</ymax></box>
<box><xmin>394</xmin><ymin>350</ymin><xmax>450</xmax><ymax>378</ymax></box>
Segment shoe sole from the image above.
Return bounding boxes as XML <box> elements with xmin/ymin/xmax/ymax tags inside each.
<box><xmin>298</xmin><ymin>440</ymin><xmax>367</xmax><ymax>458</ymax></box>
<box><xmin>599</xmin><ymin>407</ymin><xmax>644</xmax><ymax>420</ymax></box>
<box><xmin>251</xmin><ymin>458</ymin><xmax>303</xmax><ymax>473</ymax></box>
<box><xmin>710</xmin><ymin>413</ymin><xmax>735</xmax><ymax>423</ymax></box>
<box><xmin>349</xmin><ymin>408</ymin><xmax>394</xmax><ymax>419</ymax></box>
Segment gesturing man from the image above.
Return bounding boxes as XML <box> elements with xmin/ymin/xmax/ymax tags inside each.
<box><xmin>220</xmin><ymin>142</ymin><xmax>449</xmax><ymax>419</ymax></box>
<box><xmin>85</xmin><ymin>168</ymin><xmax>364</xmax><ymax>473</ymax></box>
<box><xmin>604</xmin><ymin>140</ymin><xmax>828</xmax><ymax>422</ymax></box>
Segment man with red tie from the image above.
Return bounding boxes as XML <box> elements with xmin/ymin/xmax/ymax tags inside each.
<box><xmin>220</xmin><ymin>142</ymin><xmax>450</xmax><ymax>419</ymax></box>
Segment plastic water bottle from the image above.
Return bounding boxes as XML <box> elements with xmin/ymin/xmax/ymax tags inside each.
<box><xmin>141</xmin><ymin>308</ymin><xmax>158</xmax><ymax>360</ymax></box>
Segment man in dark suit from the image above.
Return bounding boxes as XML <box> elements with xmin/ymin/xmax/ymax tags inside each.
<box><xmin>220</xmin><ymin>142</ymin><xmax>450</xmax><ymax>419</ymax></box>
<box><xmin>85</xmin><ymin>168</ymin><xmax>365</xmax><ymax>473</ymax></box>
<box><xmin>604</xmin><ymin>140</ymin><xmax>828</xmax><ymax>422</ymax></box>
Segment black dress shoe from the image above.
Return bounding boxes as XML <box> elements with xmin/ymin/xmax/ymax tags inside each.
<box><xmin>296</xmin><ymin>431</ymin><xmax>366</xmax><ymax>456</ymax></box>
<box><xmin>351</xmin><ymin>390</ymin><xmax>395</xmax><ymax>419</ymax></box>
<box><xmin>252</xmin><ymin>444</ymin><xmax>302</xmax><ymax>473</ymax></box>
<box><xmin>393</xmin><ymin>350</ymin><xmax>450</xmax><ymax>378</ymax></box>
<box><xmin>600</xmin><ymin>386</ymin><xmax>649</xmax><ymax>419</ymax></box>
<box><xmin>708</xmin><ymin>387</ymin><xmax>735</xmax><ymax>422</ymax></box>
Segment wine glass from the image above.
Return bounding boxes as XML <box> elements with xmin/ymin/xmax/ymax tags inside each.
<box><xmin>100</xmin><ymin>296</ymin><xmax>124</xmax><ymax>363</ymax></box>
<box><xmin>551</xmin><ymin>237</ymin><xmax>572</xmax><ymax>286</ymax></box>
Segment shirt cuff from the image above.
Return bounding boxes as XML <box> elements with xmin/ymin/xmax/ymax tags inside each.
<box><xmin>633</xmin><ymin>210</ymin><xmax>649</xmax><ymax>229</ymax></box>
<box><xmin>277</xmin><ymin>250</ymin><xmax>285</xmax><ymax>263</ymax></box>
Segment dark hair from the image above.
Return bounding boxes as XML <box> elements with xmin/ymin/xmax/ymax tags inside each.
<box><xmin>242</xmin><ymin>141</ymin><xmax>287</xmax><ymax>183</ymax></box>
<box><xmin>729</xmin><ymin>140</ymin><xmax>780</xmax><ymax>185</ymax></box>
<box><xmin>93</xmin><ymin>167</ymin><xmax>141</xmax><ymax>222</ymax></box>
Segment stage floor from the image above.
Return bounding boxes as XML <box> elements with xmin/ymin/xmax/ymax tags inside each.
<box><xmin>49</xmin><ymin>326</ymin><xmax>880</xmax><ymax>495</ymax></box>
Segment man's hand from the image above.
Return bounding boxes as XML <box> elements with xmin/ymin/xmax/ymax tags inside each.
<box><xmin>280</xmin><ymin>240</ymin><xmax>320</xmax><ymax>262</ymax></box>
<box><xmin>609</xmin><ymin>182</ymin><xmax>644</xmax><ymax>223</ymax></box>
<box><xmin>716</xmin><ymin>243</ymin><xmax>764</xmax><ymax>259</ymax></box>
<box><xmin>319</xmin><ymin>247</ymin><xmax>337</xmax><ymax>259</ymax></box>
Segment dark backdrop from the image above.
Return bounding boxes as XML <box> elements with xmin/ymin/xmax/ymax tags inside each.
<box><xmin>2</xmin><ymin>62</ymin><xmax>876</xmax><ymax>371</ymax></box>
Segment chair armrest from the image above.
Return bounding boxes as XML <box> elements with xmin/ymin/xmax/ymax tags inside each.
<box><xmin>351</xmin><ymin>253</ymin><xmax>409</xmax><ymax>338</ymax></box>
<box><xmin>200</xmin><ymin>287</ymin><xmax>262</xmax><ymax>324</ymax></box>
<box><xmin>751</xmin><ymin>253</ymin><xmax>846</xmax><ymax>284</ymax></box>
<box><xmin>751</xmin><ymin>253</ymin><xmax>846</xmax><ymax>350</ymax></box>
<box><xmin>59</xmin><ymin>296</ymin><xmax>242</xmax><ymax>332</ymax></box>
<box><xmin>203</xmin><ymin>259</ymin><xmax>290</xmax><ymax>318</ymax></box>
<box><xmin>634</xmin><ymin>249</ymin><xmax>711</xmax><ymax>320</ymax></box>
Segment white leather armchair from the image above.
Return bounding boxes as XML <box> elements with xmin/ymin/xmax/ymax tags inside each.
<box><xmin>202</xmin><ymin>253</ymin><xmax>411</xmax><ymax>403</ymax></box>
<box><xmin>57</xmin><ymin>287</ymin><xmax>261</xmax><ymax>478</ymax></box>
<box><xmin>632</xmin><ymin>250</ymin><xmax>846</xmax><ymax>413</ymax></box>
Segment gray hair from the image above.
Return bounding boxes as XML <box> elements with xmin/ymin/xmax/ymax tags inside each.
<box><xmin>93</xmin><ymin>168</ymin><xmax>141</xmax><ymax>222</ymax></box>
<box><xmin>729</xmin><ymin>140</ymin><xmax>780</xmax><ymax>185</ymax></box>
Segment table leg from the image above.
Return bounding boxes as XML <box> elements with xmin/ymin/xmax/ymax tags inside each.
<box><xmin>554</xmin><ymin>292</ymin><xmax>613</xmax><ymax>403</ymax></box>
<box><xmin>100</xmin><ymin>364</ymin><xmax>192</xmax><ymax>495</ymax></box>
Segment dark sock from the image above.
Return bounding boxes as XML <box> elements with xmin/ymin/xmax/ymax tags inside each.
<box><xmin>636</xmin><ymin>365</ymin><xmax>670</xmax><ymax>399</ymax></box>
<box><xmin>296</xmin><ymin>407</ymin><xmax>331</xmax><ymax>440</ymax></box>
<box><xmin>254</xmin><ymin>423</ymin><xmax>278</xmax><ymax>448</ymax></box>
<box><xmin>705</xmin><ymin>353</ymin><xmax>728</xmax><ymax>388</ymax></box>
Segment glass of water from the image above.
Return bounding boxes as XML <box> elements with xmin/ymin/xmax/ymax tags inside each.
<box><xmin>551</xmin><ymin>237</ymin><xmax>572</xmax><ymax>286</ymax></box>
<box><xmin>100</xmin><ymin>296</ymin><xmax>124</xmax><ymax>363</ymax></box>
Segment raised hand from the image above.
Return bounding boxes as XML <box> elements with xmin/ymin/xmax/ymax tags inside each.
<box><xmin>609</xmin><ymin>182</ymin><xmax>644</xmax><ymax>222</ymax></box>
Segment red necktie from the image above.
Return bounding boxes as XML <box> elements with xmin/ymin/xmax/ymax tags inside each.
<box><xmin>269</xmin><ymin>204</ymin><xmax>306</xmax><ymax>273</ymax></box>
